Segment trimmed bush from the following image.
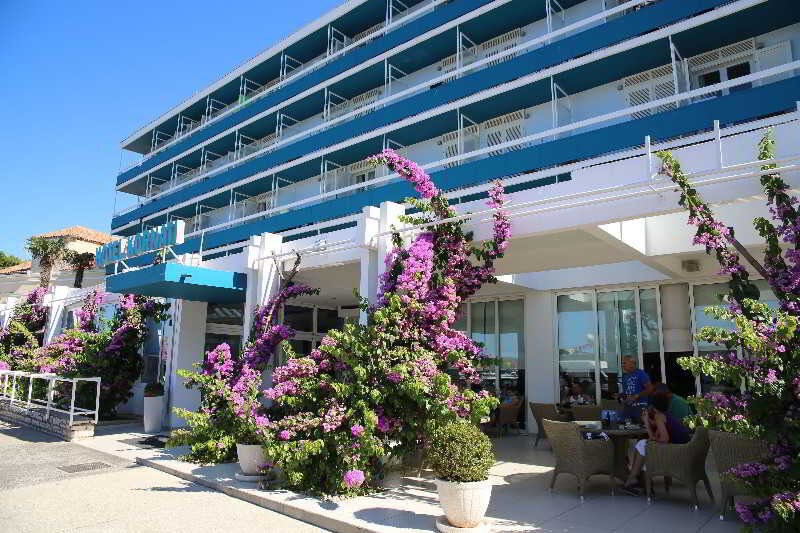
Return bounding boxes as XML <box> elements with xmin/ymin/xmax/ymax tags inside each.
<box><xmin>428</xmin><ymin>421</ymin><xmax>495</xmax><ymax>483</ymax></box>
<box><xmin>144</xmin><ymin>382</ymin><xmax>164</xmax><ymax>397</ymax></box>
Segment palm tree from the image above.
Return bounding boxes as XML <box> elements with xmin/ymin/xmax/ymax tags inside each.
<box><xmin>64</xmin><ymin>251</ymin><xmax>95</xmax><ymax>288</ymax></box>
<box><xmin>25</xmin><ymin>236</ymin><xmax>68</xmax><ymax>288</ymax></box>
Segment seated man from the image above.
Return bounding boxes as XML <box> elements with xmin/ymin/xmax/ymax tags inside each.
<box><xmin>622</xmin><ymin>392</ymin><xmax>691</xmax><ymax>495</ymax></box>
<box><xmin>654</xmin><ymin>382</ymin><xmax>693</xmax><ymax>421</ymax></box>
<box><xmin>619</xmin><ymin>356</ymin><xmax>654</xmax><ymax>417</ymax></box>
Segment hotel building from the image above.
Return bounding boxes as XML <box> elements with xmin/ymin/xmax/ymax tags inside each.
<box><xmin>103</xmin><ymin>0</ymin><xmax>800</xmax><ymax>427</ymax></box>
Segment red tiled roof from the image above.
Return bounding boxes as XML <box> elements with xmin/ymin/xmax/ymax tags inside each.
<box><xmin>0</xmin><ymin>261</ymin><xmax>32</xmax><ymax>275</ymax></box>
<box><xmin>32</xmin><ymin>226</ymin><xmax>113</xmax><ymax>245</ymax></box>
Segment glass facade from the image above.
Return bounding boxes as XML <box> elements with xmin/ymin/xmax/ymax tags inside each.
<box><xmin>278</xmin><ymin>305</ymin><xmax>345</xmax><ymax>361</ymax></box>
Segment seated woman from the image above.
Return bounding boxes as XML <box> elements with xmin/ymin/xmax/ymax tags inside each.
<box><xmin>622</xmin><ymin>391</ymin><xmax>690</xmax><ymax>495</ymax></box>
<box><xmin>564</xmin><ymin>382</ymin><xmax>593</xmax><ymax>407</ymax></box>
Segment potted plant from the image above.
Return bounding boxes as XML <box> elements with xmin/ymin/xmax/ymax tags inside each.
<box><xmin>235</xmin><ymin>415</ymin><xmax>270</xmax><ymax>477</ymax></box>
<box><xmin>143</xmin><ymin>382</ymin><xmax>164</xmax><ymax>433</ymax></box>
<box><xmin>428</xmin><ymin>421</ymin><xmax>495</xmax><ymax>530</ymax></box>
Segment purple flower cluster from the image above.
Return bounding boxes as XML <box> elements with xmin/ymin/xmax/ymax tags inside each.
<box><xmin>343</xmin><ymin>469</ymin><xmax>365</xmax><ymax>488</ymax></box>
<box><xmin>369</xmin><ymin>149</ymin><xmax>438</xmax><ymax>199</ymax></box>
<box><xmin>74</xmin><ymin>290</ymin><xmax>106</xmax><ymax>332</ymax></box>
<box><xmin>728</xmin><ymin>461</ymin><xmax>769</xmax><ymax>478</ymax></box>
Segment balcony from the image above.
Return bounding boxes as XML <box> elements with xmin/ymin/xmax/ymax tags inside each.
<box><xmin>147</xmin><ymin>56</ymin><xmax>799</xmax><ymax>242</ymax></box>
<box><xmin>114</xmin><ymin>0</ymin><xmax>668</xmax><ymax>215</ymax></box>
<box><xmin>120</xmin><ymin>0</ymin><xmax>445</xmax><ymax>167</ymax></box>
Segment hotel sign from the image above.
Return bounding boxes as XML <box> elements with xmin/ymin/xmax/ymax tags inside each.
<box><xmin>96</xmin><ymin>221</ymin><xmax>185</xmax><ymax>267</ymax></box>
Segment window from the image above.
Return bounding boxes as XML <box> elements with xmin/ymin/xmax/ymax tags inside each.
<box><xmin>557</xmin><ymin>293</ymin><xmax>597</xmax><ymax>403</ymax></box>
<box><xmin>727</xmin><ymin>62</ymin><xmax>751</xmax><ymax>92</ymax></box>
<box><xmin>695</xmin><ymin>61</ymin><xmax>752</xmax><ymax>99</ymax></box>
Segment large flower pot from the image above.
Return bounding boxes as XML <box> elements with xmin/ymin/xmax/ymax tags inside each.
<box><xmin>236</xmin><ymin>443</ymin><xmax>267</xmax><ymax>476</ymax></box>
<box><xmin>143</xmin><ymin>395</ymin><xmax>164</xmax><ymax>433</ymax></box>
<box><xmin>435</xmin><ymin>479</ymin><xmax>492</xmax><ymax>528</ymax></box>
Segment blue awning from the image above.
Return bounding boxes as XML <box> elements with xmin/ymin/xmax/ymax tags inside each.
<box><xmin>106</xmin><ymin>263</ymin><xmax>247</xmax><ymax>303</ymax></box>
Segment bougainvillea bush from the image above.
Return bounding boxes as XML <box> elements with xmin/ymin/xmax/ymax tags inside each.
<box><xmin>28</xmin><ymin>290</ymin><xmax>169</xmax><ymax>418</ymax></box>
<box><xmin>0</xmin><ymin>287</ymin><xmax>49</xmax><ymax>369</ymax></box>
<box><xmin>262</xmin><ymin>150</ymin><xmax>509</xmax><ymax>495</ymax></box>
<box><xmin>168</xmin><ymin>278</ymin><xmax>318</xmax><ymax>464</ymax></box>
<box><xmin>658</xmin><ymin>129</ymin><xmax>799</xmax><ymax>531</ymax></box>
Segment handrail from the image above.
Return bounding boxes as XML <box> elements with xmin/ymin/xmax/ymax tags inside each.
<box><xmin>124</xmin><ymin>58</ymin><xmax>800</xmax><ymax>238</ymax></box>
<box><xmin>119</xmin><ymin>0</ymin><xmax>447</xmax><ymax>172</ymax></box>
<box><xmin>115</xmin><ymin>0</ymin><xmax>655</xmax><ymax>200</ymax></box>
<box><xmin>0</xmin><ymin>370</ymin><xmax>102</xmax><ymax>426</ymax></box>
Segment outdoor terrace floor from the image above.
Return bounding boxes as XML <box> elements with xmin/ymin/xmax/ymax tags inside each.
<box><xmin>76</xmin><ymin>426</ymin><xmax>745</xmax><ymax>533</ymax></box>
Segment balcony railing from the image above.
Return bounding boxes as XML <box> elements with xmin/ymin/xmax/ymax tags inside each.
<box><xmin>159</xmin><ymin>60</ymin><xmax>800</xmax><ymax>241</ymax></box>
<box><xmin>114</xmin><ymin>0</ymin><xmax>659</xmax><ymax>216</ymax></box>
<box><xmin>120</xmin><ymin>0</ymin><xmax>447</xmax><ymax>172</ymax></box>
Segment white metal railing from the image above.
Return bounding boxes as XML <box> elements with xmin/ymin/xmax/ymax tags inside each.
<box><xmin>114</xmin><ymin>0</ymin><xmax>661</xmax><ymax>216</ymax></box>
<box><xmin>120</xmin><ymin>0</ymin><xmax>446</xmax><ymax>173</ymax></box>
<box><xmin>138</xmin><ymin>58</ymin><xmax>799</xmax><ymax>239</ymax></box>
<box><xmin>0</xmin><ymin>370</ymin><xmax>101</xmax><ymax>426</ymax></box>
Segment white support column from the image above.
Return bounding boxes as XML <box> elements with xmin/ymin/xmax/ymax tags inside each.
<box><xmin>242</xmin><ymin>232</ymin><xmax>284</xmax><ymax>337</ymax></box>
<box><xmin>357</xmin><ymin>206</ymin><xmax>381</xmax><ymax>324</ymax></box>
<box><xmin>167</xmin><ymin>298</ymin><xmax>207</xmax><ymax>428</ymax></box>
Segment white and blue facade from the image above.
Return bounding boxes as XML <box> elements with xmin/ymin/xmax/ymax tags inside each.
<box><xmin>106</xmin><ymin>0</ymin><xmax>800</xmax><ymax>429</ymax></box>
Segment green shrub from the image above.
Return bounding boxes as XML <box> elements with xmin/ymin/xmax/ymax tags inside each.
<box><xmin>428</xmin><ymin>421</ymin><xmax>495</xmax><ymax>483</ymax></box>
<box><xmin>144</xmin><ymin>382</ymin><xmax>164</xmax><ymax>397</ymax></box>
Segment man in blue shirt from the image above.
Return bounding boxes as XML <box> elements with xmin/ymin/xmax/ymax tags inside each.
<box><xmin>620</xmin><ymin>356</ymin><xmax>653</xmax><ymax>416</ymax></box>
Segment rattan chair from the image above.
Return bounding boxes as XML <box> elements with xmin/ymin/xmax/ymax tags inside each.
<box><xmin>709</xmin><ymin>429</ymin><xmax>769</xmax><ymax>520</ymax></box>
<box><xmin>570</xmin><ymin>404</ymin><xmax>603</xmax><ymax>421</ymax></box>
<box><xmin>530</xmin><ymin>402</ymin><xmax>571</xmax><ymax>447</ymax></box>
<box><xmin>543</xmin><ymin>419</ymin><xmax>615</xmax><ymax>500</ymax></box>
<box><xmin>493</xmin><ymin>398</ymin><xmax>524</xmax><ymax>435</ymax></box>
<box><xmin>644</xmin><ymin>427</ymin><xmax>713</xmax><ymax>509</ymax></box>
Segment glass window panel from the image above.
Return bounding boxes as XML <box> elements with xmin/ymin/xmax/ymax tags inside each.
<box><xmin>639</xmin><ymin>288</ymin><xmax>663</xmax><ymax>383</ymax></box>
<box><xmin>471</xmin><ymin>301</ymin><xmax>497</xmax><ymax>390</ymax></box>
<box><xmin>597</xmin><ymin>291</ymin><xmax>637</xmax><ymax>401</ymax></box>
<box><xmin>283</xmin><ymin>305</ymin><xmax>313</xmax><ymax>333</ymax></box>
<box><xmin>316</xmin><ymin>308</ymin><xmax>343</xmax><ymax>334</ymax></box>
<box><xmin>453</xmin><ymin>303</ymin><xmax>468</xmax><ymax>332</ymax></box>
<box><xmin>727</xmin><ymin>62</ymin><xmax>751</xmax><ymax>92</ymax></box>
<box><xmin>499</xmin><ymin>300</ymin><xmax>524</xmax><ymax>395</ymax></box>
<box><xmin>206</xmin><ymin>302</ymin><xmax>244</xmax><ymax>325</ymax></box>
<box><xmin>557</xmin><ymin>293</ymin><xmax>596</xmax><ymax>404</ymax></box>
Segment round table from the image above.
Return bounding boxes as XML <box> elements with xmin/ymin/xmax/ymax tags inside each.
<box><xmin>581</xmin><ymin>426</ymin><xmax>648</xmax><ymax>482</ymax></box>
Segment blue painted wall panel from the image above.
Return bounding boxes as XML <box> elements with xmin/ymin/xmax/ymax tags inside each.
<box><xmin>113</xmin><ymin>0</ymin><xmax>729</xmax><ymax>229</ymax></box>
<box><xmin>116</xmin><ymin>0</ymin><xmax>494</xmax><ymax>186</ymax></box>
<box><xmin>116</xmin><ymin>75</ymin><xmax>800</xmax><ymax>269</ymax></box>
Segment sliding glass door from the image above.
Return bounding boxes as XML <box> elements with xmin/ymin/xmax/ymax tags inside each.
<box><xmin>557</xmin><ymin>287</ymin><xmax>663</xmax><ymax>404</ymax></box>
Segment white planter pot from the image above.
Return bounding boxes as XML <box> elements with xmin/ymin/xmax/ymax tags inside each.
<box><xmin>435</xmin><ymin>479</ymin><xmax>492</xmax><ymax>528</ymax></box>
<box><xmin>236</xmin><ymin>443</ymin><xmax>267</xmax><ymax>476</ymax></box>
<box><xmin>143</xmin><ymin>395</ymin><xmax>164</xmax><ymax>433</ymax></box>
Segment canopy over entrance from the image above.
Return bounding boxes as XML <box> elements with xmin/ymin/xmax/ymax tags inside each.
<box><xmin>106</xmin><ymin>263</ymin><xmax>247</xmax><ymax>303</ymax></box>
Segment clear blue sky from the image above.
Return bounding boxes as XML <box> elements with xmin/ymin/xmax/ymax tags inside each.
<box><xmin>0</xmin><ymin>0</ymin><xmax>341</xmax><ymax>259</ymax></box>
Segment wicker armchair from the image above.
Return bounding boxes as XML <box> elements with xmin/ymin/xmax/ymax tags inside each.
<box><xmin>492</xmin><ymin>398</ymin><xmax>524</xmax><ymax>435</ymax></box>
<box><xmin>543</xmin><ymin>419</ymin><xmax>615</xmax><ymax>500</ymax></box>
<box><xmin>530</xmin><ymin>402</ymin><xmax>571</xmax><ymax>447</ymax></box>
<box><xmin>644</xmin><ymin>428</ymin><xmax>713</xmax><ymax>509</ymax></box>
<box><xmin>570</xmin><ymin>404</ymin><xmax>603</xmax><ymax>421</ymax></box>
<box><xmin>709</xmin><ymin>430</ymin><xmax>770</xmax><ymax>520</ymax></box>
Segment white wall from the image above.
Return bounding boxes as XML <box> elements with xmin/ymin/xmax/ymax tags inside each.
<box><xmin>168</xmin><ymin>299</ymin><xmax>208</xmax><ymax>428</ymax></box>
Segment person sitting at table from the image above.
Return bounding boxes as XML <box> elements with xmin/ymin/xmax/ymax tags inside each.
<box><xmin>654</xmin><ymin>382</ymin><xmax>693</xmax><ymax>421</ymax></box>
<box><xmin>500</xmin><ymin>385</ymin><xmax>520</xmax><ymax>405</ymax></box>
<box><xmin>564</xmin><ymin>382</ymin><xmax>593</xmax><ymax>407</ymax></box>
<box><xmin>622</xmin><ymin>391</ymin><xmax>691</xmax><ymax>495</ymax></box>
<box><xmin>618</xmin><ymin>356</ymin><xmax>654</xmax><ymax>416</ymax></box>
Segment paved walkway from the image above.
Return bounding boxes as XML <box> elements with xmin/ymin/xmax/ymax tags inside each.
<box><xmin>0</xmin><ymin>421</ymin><xmax>326</xmax><ymax>533</ymax></box>
<box><xmin>72</xmin><ymin>425</ymin><xmax>748</xmax><ymax>533</ymax></box>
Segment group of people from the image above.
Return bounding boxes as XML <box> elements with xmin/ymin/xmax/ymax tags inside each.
<box><xmin>619</xmin><ymin>356</ymin><xmax>693</xmax><ymax>495</ymax></box>
<box><xmin>562</xmin><ymin>356</ymin><xmax>695</xmax><ymax>496</ymax></box>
